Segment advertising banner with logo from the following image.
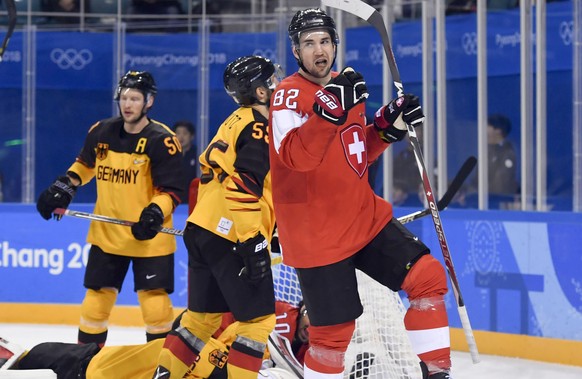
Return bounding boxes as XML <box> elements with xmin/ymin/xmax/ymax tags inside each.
<box><xmin>343</xmin><ymin>2</ymin><xmax>573</xmax><ymax>86</ymax></box>
<box><xmin>0</xmin><ymin>3</ymin><xmax>573</xmax><ymax>90</ymax></box>
<box><xmin>398</xmin><ymin>207</ymin><xmax>582</xmax><ymax>342</ymax></box>
<box><xmin>0</xmin><ymin>204</ymin><xmax>190</xmax><ymax>306</ymax></box>
<box><xmin>2</xmin><ymin>204</ymin><xmax>582</xmax><ymax>343</ymax></box>
<box><xmin>37</xmin><ymin>32</ymin><xmax>114</xmax><ymax>90</ymax></box>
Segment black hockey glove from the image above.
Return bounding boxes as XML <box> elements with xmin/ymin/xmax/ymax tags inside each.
<box><xmin>233</xmin><ymin>232</ymin><xmax>270</xmax><ymax>283</ymax></box>
<box><xmin>374</xmin><ymin>94</ymin><xmax>424</xmax><ymax>143</ymax></box>
<box><xmin>131</xmin><ymin>203</ymin><xmax>164</xmax><ymax>241</ymax></box>
<box><xmin>36</xmin><ymin>176</ymin><xmax>77</xmax><ymax>220</ymax></box>
<box><xmin>313</xmin><ymin>67</ymin><xmax>369</xmax><ymax>125</ymax></box>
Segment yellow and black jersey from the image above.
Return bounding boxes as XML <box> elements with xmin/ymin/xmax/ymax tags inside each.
<box><xmin>189</xmin><ymin>107</ymin><xmax>275</xmax><ymax>243</ymax></box>
<box><xmin>68</xmin><ymin>116</ymin><xmax>184</xmax><ymax>257</ymax></box>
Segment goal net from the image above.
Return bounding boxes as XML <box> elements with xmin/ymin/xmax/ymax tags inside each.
<box><xmin>272</xmin><ymin>262</ymin><xmax>422</xmax><ymax>379</ymax></box>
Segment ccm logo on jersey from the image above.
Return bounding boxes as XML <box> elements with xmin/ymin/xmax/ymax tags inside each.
<box><xmin>254</xmin><ymin>239</ymin><xmax>268</xmax><ymax>252</ymax></box>
<box><xmin>315</xmin><ymin>89</ymin><xmax>343</xmax><ymax>117</ymax></box>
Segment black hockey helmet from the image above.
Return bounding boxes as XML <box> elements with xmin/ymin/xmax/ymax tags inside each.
<box><xmin>288</xmin><ymin>8</ymin><xmax>339</xmax><ymax>46</ymax></box>
<box><xmin>114</xmin><ymin>70</ymin><xmax>157</xmax><ymax>101</ymax></box>
<box><xmin>223</xmin><ymin>55</ymin><xmax>280</xmax><ymax>106</ymax></box>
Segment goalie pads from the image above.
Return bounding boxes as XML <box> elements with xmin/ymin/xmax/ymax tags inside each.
<box><xmin>0</xmin><ymin>370</ymin><xmax>57</xmax><ymax>378</ymax></box>
<box><xmin>267</xmin><ymin>332</ymin><xmax>304</xmax><ymax>379</ymax></box>
<box><xmin>0</xmin><ymin>337</ymin><xmax>26</xmax><ymax>371</ymax></box>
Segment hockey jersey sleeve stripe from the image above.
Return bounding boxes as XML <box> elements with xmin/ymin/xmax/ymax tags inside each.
<box><xmin>231</xmin><ymin>176</ymin><xmax>260</xmax><ymax>198</ymax></box>
<box><xmin>229</xmin><ymin>207</ymin><xmax>261</xmax><ymax>212</ymax></box>
<box><xmin>271</xmin><ymin>109</ymin><xmax>305</xmax><ymax>154</ymax></box>
<box><xmin>225</xmin><ymin>196</ymin><xmax>259</xmax><ymax>204</ymax></box>
<box><xmin>273</xmin><ymin>113</ymin><xmax>337</xmax><ymax>172</ymax></box>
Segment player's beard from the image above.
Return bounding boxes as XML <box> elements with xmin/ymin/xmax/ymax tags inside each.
<box><xmin>121</xmin><ymin>112</ymin><xmax>145</xmax><ymax>124</ymax></box>
<box><xmin>122</xmin><ymin>104</ymin><xmax>148</xmax><ymax>125</ymax></box>
<box><xmin>307</xmin><ymin>64</ymin><xmax>332</xmax><ymax>79</ymax></box>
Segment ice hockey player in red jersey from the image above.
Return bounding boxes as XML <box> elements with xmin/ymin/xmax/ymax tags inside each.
<box><xmin>268</xmin><ymin>7</ymin><xmax>452</xmax><ymax>379</ymax></box>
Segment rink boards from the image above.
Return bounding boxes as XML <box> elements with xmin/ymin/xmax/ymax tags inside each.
<box><xmin>1</xmin><ymin>203</ymin><xmax>582</xmax><ymax>366</ymax></box>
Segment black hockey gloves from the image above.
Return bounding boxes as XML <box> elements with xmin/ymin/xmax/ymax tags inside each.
<box><xmin>233</xmin><ymin>232</ymin><xmax>270</xmax><ymax>283</ymax></box>
<box><xmin>131</xmin><ymin>203</ymin><xmax>164</xmax><ymax>241</ymax></box>
<box><xmin>313</xmin><ymin>67</ymin><xmax>369</xmax><ymax>125</ymax></box>
<box><xmin>36</xmin><ymin>176</ymin><xmax>77</xmax><ymax>220</ymax></box>
<box><xmin>374</xmin><ymin>94</ymin><xmax>425</xmax><ymax>143</ymax></box>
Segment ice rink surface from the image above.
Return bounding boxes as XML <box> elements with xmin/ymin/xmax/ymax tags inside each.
<box><xmin>1</xmin><ymin>323</ymin><xmax>582</xmax><ymax>379</ymax></box>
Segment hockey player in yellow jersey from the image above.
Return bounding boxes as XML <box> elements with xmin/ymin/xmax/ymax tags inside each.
<box><xmin>36</xmin><ymin>71</ymin><xmax>184</xmax><ymax>347</ymax></box>
<box><xmin>152</xmin><ymin>55</ymin><xmax>282</xmax><ymax>379</ymax></box>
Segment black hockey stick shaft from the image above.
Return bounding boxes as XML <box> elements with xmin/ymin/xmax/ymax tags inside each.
<box><xmin>397</xmin><ymin>156</ymin><xmax>476</xmax><ymax>225</ymax></box>
<box><xmin>53</xmin><ymin>208</ymin><xmax>184</xmax><ymax>236</ymax></box>
<box><xmin>322</xmin><ymin>0</ymin><xmax>480</xmax><ymax>363</ymax></box>
<box><xmin>0</xmin><ymin>0</ymin><xmax>17</xmax><ymax>61</ymax></box>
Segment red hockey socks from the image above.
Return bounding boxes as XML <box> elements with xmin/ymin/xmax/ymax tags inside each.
<box><xmin>401</xmin><ymin>254</ymin><xmax>451</xmax><ymax>374</ymax></box>
<box><xmin>303</xmin><ymin>321</ymin><xmax>355</xmax><ymax>377</ymax></box>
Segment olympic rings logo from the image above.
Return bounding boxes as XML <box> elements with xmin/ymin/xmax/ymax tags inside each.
<box><xmin>559</xmin><ymin>21</ymin><xmax>573</xmax><ymax>46</ymax></box>
<box><xmin>368</xmin><ymin>43</ymin><xmax>383</xmax><ymax>65</ymax></box>
<box><xmin>252</xmin><ymin>48</ymin><xmax>277</xmax><ymax>62</ymax></box>
<box><xmin>461</xmin><ymin>32</ymin><xmax>478</xmax><ymax>56</ymax></box>
<box><xmin>50</xmin><ymin>48</ymin><xmax>93</xmax><ymax>70</ymax></box>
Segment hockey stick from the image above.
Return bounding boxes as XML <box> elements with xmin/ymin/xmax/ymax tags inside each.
<box><xmin>0</xmin><ymin>0</ymin><xmax>17</xmax><ymax>62</ymax></box>
<box><xmin>53</xmin><ymin>157</ymin><xmax>473</xmax><ymax>250</ymax></box>
<box><xmin>53</xmin><ymin>208</ymin><xmax>185</xmax><ymax>236</ymax></box>
<box><xmin>322</xmin><ymin>0</ymin><xmax>480</xmax><ymax>363</ymax></box>
<box><xmin>398</xmin><ymin>156</ymin><xmax>476</xmax><ymax>223</ymax></box>
<box><xmin>397</xmin><ymin>156</ymin><xmax>476</xmax><ymax>224</ymax></box>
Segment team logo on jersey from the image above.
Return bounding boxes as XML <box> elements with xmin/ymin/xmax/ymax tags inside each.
<box><xmin>96</xmin><ymin>143</ymin><xmax>109</xmax><ymax>160</ymax></box>
<box><xmin>209</xmin><ymin>348</ymin><xmax>228</xmax><ymax>369</ymax></box>
<box><xmin>340</xmin><ymin>124</ymin><xmax>367</xmax><ymax>178</ymax></box>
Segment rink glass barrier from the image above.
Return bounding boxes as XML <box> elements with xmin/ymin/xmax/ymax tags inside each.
<box><xmin>0</xmin><ymin>2</ymin><xmax>577</xmax><ymax>210</ymax></box>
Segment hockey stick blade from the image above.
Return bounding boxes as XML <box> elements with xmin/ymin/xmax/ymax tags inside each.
<box><xmin>0</xmin><ymin>0</ymin><xmax>17</xmax><ymax>62</ymax></box>
<box><xmin>323</xmin><ymin>0</ymin><xmax>480</xmax><ymax>364</ymax></box>
<box><xmin>54</xmin><ymin>208</ymin><xmax>184</xmax><ymax>236</ymax></box>
<box><xmin>397</xmin><ymin>156</ymin><xmax>476</xmax><ymax>225</ymax></box>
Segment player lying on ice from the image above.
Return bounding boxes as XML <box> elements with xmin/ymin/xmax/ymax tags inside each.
<box><xmin>0</xmin><ymin>300</ymin><xmax>310</xmax><ymax>379</ymax></box>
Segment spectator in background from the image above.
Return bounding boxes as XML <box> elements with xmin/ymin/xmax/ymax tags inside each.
<box><xmin>445</xmin><ymin>0</ymin><xmax>476</xmax><ymax>15</ymax></box>
<box><xmin>172</xmin><ymin>120</ymin><xmax>198</xmax><ymax>205</ymax></box>
<box><xmin>486</xmin><ymin>113</ymin><xmax>518</xmax><ymax>196</ymax></box>
<box><xmin>466</xmin><ymin>113</ymin><xmax>518</xmax><ymax>209</ymax></box>
<box><xmin>192</xmin><ymin>0</ymin><xmax>223</xmax><ymax>33</ymax></box>
<box><xmin>41</xmin><ymin>0</ymin><xmax>90</xmax><ymax>25</ymax></box>
<box><xmin>127</xmin><ymin>0</ymin><xmax>185</xmax><ymax>32</ymax></box>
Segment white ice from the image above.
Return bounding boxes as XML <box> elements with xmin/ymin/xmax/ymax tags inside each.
<box><xmin>1</xmin><ymin>323</ymin><xmax>582</xmax><ymax>379</ymax></box>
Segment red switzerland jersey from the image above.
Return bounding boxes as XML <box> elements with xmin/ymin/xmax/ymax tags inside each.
<box><xmin>274</xmin><ymin>300</ymin><xmax>300</xmax><ymax>342</ymax></box>
<box><xmin>269</xmin><ymin>72</ymin><xmax>393</xmax><ymax>268</ymax></box>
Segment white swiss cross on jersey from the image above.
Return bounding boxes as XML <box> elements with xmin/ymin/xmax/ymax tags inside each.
<box><xmin>340</xmin><ymin>124</ymin><xmax>367</xmax><ymax>178</ymax></box>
